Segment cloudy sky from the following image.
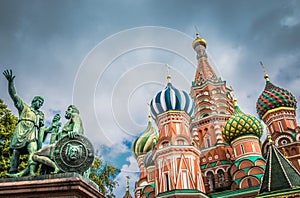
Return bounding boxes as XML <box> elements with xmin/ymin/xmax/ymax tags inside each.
<box><xmin>1</xmin><ymin>0</ymin><xmax>300</xmax><ymax>197</ymax></box>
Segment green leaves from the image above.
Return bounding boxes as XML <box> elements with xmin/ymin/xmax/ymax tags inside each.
<box><xmin>89</xmin><ymin>153</ymin><xmax>120</xmax><ymax>198</ymax></box>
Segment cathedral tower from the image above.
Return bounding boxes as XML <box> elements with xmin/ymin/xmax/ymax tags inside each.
<box><xmin>150</xmin><ymin>67</ymin><xmax>206</xmax><ymax>197</ymax></box>
<box><xmin>132</xmin><ymin>110</ymin><xmax>158</xmax><ymax>198</ymax></box>
<box><xmin>190</xmin><ymin>34</ymin><xmax>234</xmax><ymax>192</ymax></box>
<box><xmin>257</xmin><ymin>64</ymin><xmax>300</xmax><ymax>172</ymax></box>
<box><xmin>223</xmin><ymin>98</ymin><xmax>266</xmax><ymax>190</ymax></box>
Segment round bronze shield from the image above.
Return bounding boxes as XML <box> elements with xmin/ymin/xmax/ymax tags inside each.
<box><xmin>53</xmin><ymin>134</ymin><xmax>94</xmax><ymax>173</ymax></box>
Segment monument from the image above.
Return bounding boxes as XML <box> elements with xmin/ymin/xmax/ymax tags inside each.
<box><xmin>0</xmin><ymin>70</ymin><xmax>105</xmax><ymax>198</ymax></box>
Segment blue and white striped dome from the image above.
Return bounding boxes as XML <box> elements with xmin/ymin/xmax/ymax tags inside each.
<box><xmin>150</xmin><ymin>83</ymin><xmax>194</xmax><ymax>120</ymax></box>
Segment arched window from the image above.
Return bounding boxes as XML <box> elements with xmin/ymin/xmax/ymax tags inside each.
<box><xmin>247</xmin><ymin>178</ymin><xmax>252</xmax><ymax>187</ymax></box>
<box><xmin>202</xmin><ymin>113</ymin><xmax>209</xmax><ymax>118</ymax></box>
<box><xmin>270</xmin><ymin>124</ymin><xmax>274</xmax><ymax>133</ymax></box>
<box><xmin>278</xmin><ymin>121</ymin><xmax>283</xmax><ymax>132</ymax></box>
<box><xmin>164</xmin><ymin>172</ymin><xmax>170</xmax><ymax>191</ymax></box>
<box><xmin>207</xmin><ymin>172</ymin><xmax>215</xmax><ymax>191</ymax></box>
<box><xmin>251</xmin><ymin>142</ymin><xmax>256</xmax><ymax>152</ymax></box>
<box><xmin>291</xmin><ymin>147</ymin><xmax>297</xmax><ymax>155</ymax></box>
<box><xmin>165</xmin><ymin>124</ymin><xmax>169</xmax><ymax>136</ymax></box>
<box><xmin>241</xmin><ymin>144</ymin><xmax>245</xmax><ymax>154</ymax></box>
<box><xmin>206</xmin><ymin>137</ymin><xmax>211</xmax><ymax>148</ymax></box>
<box><xmin>162</xmin><ymin>141</ymin><xmax>169</xmax><ymax>148</ymax></box>
<box><xmin>289</xmin><ymin>120</ymin><xmax>295</xmax><ymax>129</ymax></box>
<box><xmin>182</xmin><ymin>170</ymin><xmax>188</xmax><ymax>189</ymax></box>
<box><xmin>177</xmin><ymin>139</ymin><xmax>185</xmax><ymax>145</ymax></box>
<box><xmin>217</xmin><ymin>170</ymin><xmax>225</xmax><ymax>186</ymax></box>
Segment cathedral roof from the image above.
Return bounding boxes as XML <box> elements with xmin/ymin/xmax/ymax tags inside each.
<box><xmin>132</xmin><ymin>120</ymin><xmax>158</xmax><ymax>159</ymax></box>
<box><xmin>256</xmin><ymin>74</ymin><xmax>297</xmax><ymax>119</ymax></box>
<box><xmin>150</xmin><ymin>82</ymin><xmax>194</xmax><ymax>120</ymax></box>
<box><xmin>222</xmin><ymin>99</ymin><xmax>263</xmax><ymax>143</ymax></box>
<box><xmin>259</xmin><ymin>138</ymin><xmax>300</xmax><ymax>194</ymax></box>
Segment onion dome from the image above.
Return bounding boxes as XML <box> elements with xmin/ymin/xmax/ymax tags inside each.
<box><xmin>256</xmin><ymin>73</ymin><xmax>297</xmax><ymax>119</ymax></box>
<box><xmin>192</xmin><ymin>33</ymin><xmax>207</xmax><ymax>49</ymax></box>
<box><xmin>223</xmin><ymin>99</ymin><xmax>263</xmax><ymax>143</ymax></box>
<box><xmin>150</xmin><ymin>82</ymin><xmax>194</xmax><ymax>120</ymax></box>
<box><xmin>143</xmin><ymin>150</ymin><xmax>155</xmax><ymax>168</ymax></box>
<box><xmin>150</xmin><ymin>64</ymin><xmax>194</xmax><ymax>120</ymax></box>
<box><xmin>132</xmin><ymin>118</ymin><xmax>158</xmax><ymax>159</ymax></box>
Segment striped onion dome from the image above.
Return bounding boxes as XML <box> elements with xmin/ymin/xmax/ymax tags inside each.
<box><xmin>143</xmin><ymin>150</ymin><xmax>155</xmax><ymax>168</ymax></box>
<box><xmin>223</xmin><ymin>100</ymin><xmax>263</xmax><ymax>144</ymax></box>
<box><xmin>132</xmin><ymin>121</ymin><xmax>158</xmax><ymax>159</ymax></box>
<box><xmin>150</xmin><ymin>82</ymin><xmax>194</xmax><ymax>120</ymax></box>
<box><xmin>256</xmin><ymin>75</ymin><xmax>297</xmax><ymax>118</ymax></box>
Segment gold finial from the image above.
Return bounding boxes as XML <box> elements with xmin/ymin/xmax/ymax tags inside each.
<box><xmin>192</xmin><ymin>31</ymin><xmax>207</xmax><ymax>48</ymax></box>
<box><xmin>267</xmin><ymin>135</ymin><xmax>272</xmax><ymax>143</ymax></box>
<box><xmin>260</xmin><ymin>61</ymin><xmax>269</xmax><ymax>81</ymax></box>
<box><xmin>125</xmin><ymin>176</ymin><xmax>130</xmax><ymax>192</ymax></box>
<box><xmin>147</xmin><ymin>103</ymin><xmax>151</xmax><ymax>122</ymax></box>
<box><xmin>166</xmin><ymin>64</ymin><xmax>171</xmax><ymax>83</ymax></box>
<box><xmin>282</xmin><ymin>148</ymin><xmax>289</xmax><ymax>159</ymax></box>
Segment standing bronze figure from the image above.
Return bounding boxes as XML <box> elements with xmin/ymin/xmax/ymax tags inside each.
<box><xmin>3</xmin><ymin>69</ymin><xmax>44</xmax><ymax>177</ymax></box>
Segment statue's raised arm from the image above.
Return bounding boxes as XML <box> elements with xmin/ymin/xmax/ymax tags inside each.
<box><xmin>3</xmin><ymin>69</ymin><xmax>23</xmax><ymax>112</ymax></box>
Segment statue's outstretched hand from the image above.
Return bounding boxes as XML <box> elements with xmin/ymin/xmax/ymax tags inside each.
<box><xmin>3</xmin><ymin>69</ymin><xmax>15</xmax><ymax>82</ymax></box>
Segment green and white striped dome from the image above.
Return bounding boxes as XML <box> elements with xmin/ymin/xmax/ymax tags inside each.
<box><xmin>132</xmin><ymin>120</ymin><xmax>158</xmax><ymax>159</ymax></box>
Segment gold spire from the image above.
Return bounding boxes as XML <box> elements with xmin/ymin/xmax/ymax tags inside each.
<box><xmin>125</xmin><ymin>175</ymin><xmax>130</xmax><ymax>192</ymax></box>
<box><xmin>147</xmin><ymin>103</ymin><xmax>151</xmax><ymax>122</ymax></box>
<box><xmin>166</xmin><ymin>64</ymin><xmax>171</xmax><ymax>83</ymax></box>
<box><xmin>260</xmin><ymin>61</ymin><xmax>269</xmax><ymax>81</ymax></box>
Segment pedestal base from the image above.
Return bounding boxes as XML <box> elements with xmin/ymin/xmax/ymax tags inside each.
<box><xmin>0</xmin><ymin>172</ymin><xmax>105</xmax><ymax>198</ymax></box>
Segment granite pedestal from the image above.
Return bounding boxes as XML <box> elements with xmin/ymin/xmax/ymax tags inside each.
<box><xmin>0</xmin><ymin>172</ymin><xmax>105</xmax><ymax>198</ymax></box>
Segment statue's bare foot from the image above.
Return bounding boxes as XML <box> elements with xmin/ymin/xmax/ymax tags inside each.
<box><xmin>6</xmin><ymin>172</ymin><xmax>23</xmax><ymax>178</ymax></box>
<box><xmin>51</xmin><ymin>167</ymin><xmax>60</xmax><ymax>174</ymax></box>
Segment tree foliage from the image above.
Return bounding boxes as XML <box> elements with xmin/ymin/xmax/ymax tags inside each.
<box><xmin>89</xmin><ymin>154</ymin><xmax>120</xmax><ymax>198</ymax></box>
<box><xmin>0</xmin><ymin>99</ymin><xmax>28</xmax><ymax>178</ymax></box>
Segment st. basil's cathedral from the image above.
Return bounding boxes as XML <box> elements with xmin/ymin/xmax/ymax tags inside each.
<box><xmin>128</xmin><ymin>34</ymin><xmax>300</xmax><ymax>198</ymax></box>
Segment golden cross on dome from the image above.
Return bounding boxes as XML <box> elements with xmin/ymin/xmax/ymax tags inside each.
<box><xmin>260</xmin><ymin>61</ymin><xmax>269</xmax><ymax>81</ymax></box>
<box><xmin>125</xmin><ymin>175</ymin><xmax>130</xmax><ymax>192</ymax></box>
<box><xmin>126</xmin><ymin>175</ymin><xmax>130</xmax><ymax>183</ymax></box>
<box><xmin>166</xmin><ymin>64</ymin><xmax>171</xmax><ymax>83</ymax></box>
<box><xmin>194</xmin><ymin>25</ymin><xmax>200</xmax><ymax>37</ymax></box>
<box><xmin>147</xmin><ymin>103</ymin><xmax>151</xmax><ymax>122</ymax></box>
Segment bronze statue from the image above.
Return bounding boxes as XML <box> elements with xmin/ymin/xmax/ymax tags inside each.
<box><xmin>33</xmin><ymin>105</ymin><xmax>91</xmax><ymax>174</ymax></box>
<box><xmin>35</xmin><ymin>114</ymin><xmax>62</xmax><ymax>174</ymax></box>
<box><xmin>43</xmin><ymin>114</ymin><xmax>62</xmax><ymax>145</ymax></box>
<box><xmin>61</xmin><ymin>105</ymin><xmax>84</xmax><ymax>138</ymax></box>
<box><xmin>3</xmin><ymin>70</ymin><xmax>93</xmax><ymax>176</ymax></box>
<box><xmin>3</xmin><ymin>69</ymin><xmax>44</xmax><ymax>177</ymax></box>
